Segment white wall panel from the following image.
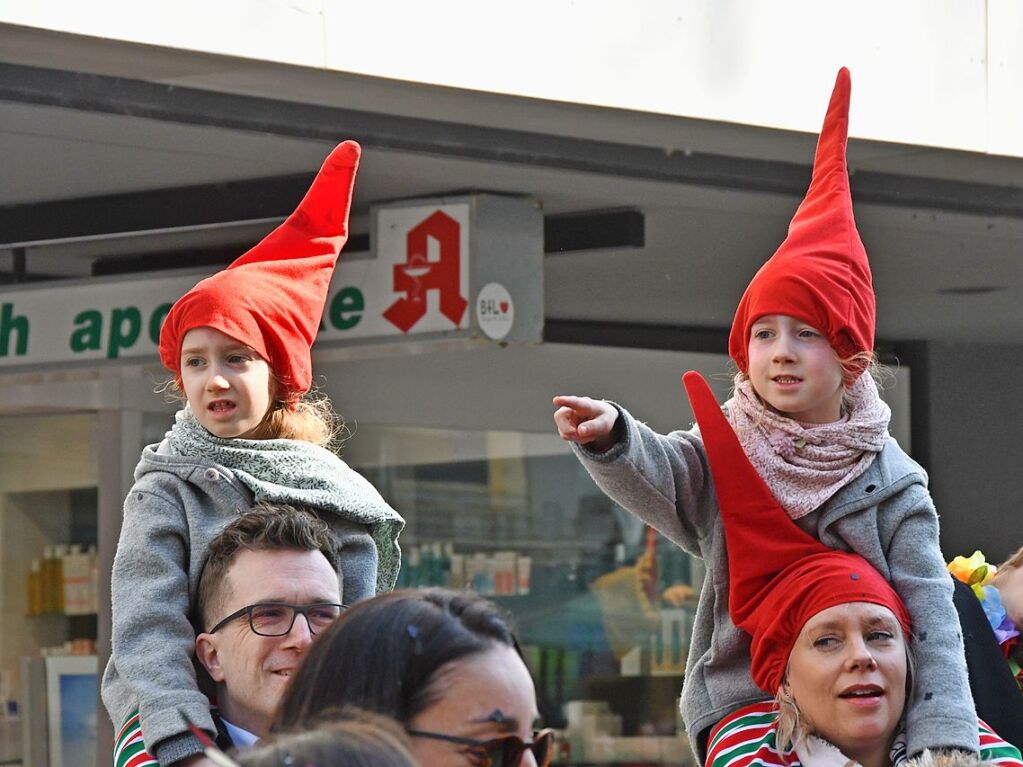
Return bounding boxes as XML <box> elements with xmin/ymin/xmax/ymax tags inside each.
<box><xmin>0</xmin><ymin>0</ymin><xmax>1017</xmax><ymax>155</ymax></box>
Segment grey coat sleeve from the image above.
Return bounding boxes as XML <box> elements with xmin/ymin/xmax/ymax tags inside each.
<box><xmin>884</xmin><ymin>485</ymin><xmax>979</xmax><ymax>756</ymax></box>
<box><xmin>572</xmin><ymin>403</ymin><xmax>713</xmax><ymax>555</ymax></box>
<box><xmin>102</xmin><ymin>485</ymin><xmax>215</xmax><ymax>762</ymax></box>
<box><xmin>329</xmin><ymin>517</ymin><xmax>377</xmax><ymax>605</ymax></box>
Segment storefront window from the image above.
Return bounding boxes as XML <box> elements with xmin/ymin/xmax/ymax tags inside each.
<box><xmin>0</xmin><ymin>412</ymin><xmax>99</xmax><ymax>766</ymax></box>
<box><xmin>347</xmin><ymin>424</ymin><xmax>699</xmax><ymax>764</ymax></box>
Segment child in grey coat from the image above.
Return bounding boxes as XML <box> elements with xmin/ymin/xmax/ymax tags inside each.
<box><xmin>102</xmin><ymin>141</ymin><xmax>404</xmax><ymax>767</ymax></box>
<box><xmin>554</xmin><ymin>69</ymin><xmax>976</xmax><ymax>763</ymax></box>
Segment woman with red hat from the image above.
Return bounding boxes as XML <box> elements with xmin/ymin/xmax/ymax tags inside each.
<box><xmin>101</xmin><ymin>141</ymin><xmax>405</xmax><ymax>767</ymax></box>
<box><xmin>682</xmin><ymin>370</ymin><xmax>1021</xmax><ymax>767</ymax></box>
<box><xmin>554</xmin><ymin>69</ymin><xmax>977</xmax><ymax>762</ymax></box>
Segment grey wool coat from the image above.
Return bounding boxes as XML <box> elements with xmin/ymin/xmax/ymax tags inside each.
<box><xmin>573</xmin><ymin>404</ymin><xmax>978</xmax><ymax>763</ymax></box>
<box><xmin>101</xmin><ymin>442</ymin><xmax>388</xmax><ymax>766</ymax></box>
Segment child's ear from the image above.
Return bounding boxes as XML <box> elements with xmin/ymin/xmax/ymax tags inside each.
<box><xmin>195</xmin><ymin>633</ymin><xmax>225</xmax><ymax>682</ymax></box>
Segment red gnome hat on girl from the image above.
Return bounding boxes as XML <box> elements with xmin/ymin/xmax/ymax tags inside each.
<box><xmin>729</xmin><ymin>68</ymin><xmax>875</xmax><ymax>380</ymax></box>
<box><xmin>681</xmin><ymin>370</ymin><xmax>909</xmax><ymax>693</ymax></box>
<box><xmin>159</xmin><ymin>140</ymin><xmax>361</xmax><ymax>398</ymax></box>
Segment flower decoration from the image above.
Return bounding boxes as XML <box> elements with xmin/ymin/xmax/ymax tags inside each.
<box><xmin>948</xmin><ymin>550</ymin><xmax>996</xmax><ymax>598</ymax></box>
<box><xmin>948</xmin><ymin>550</ymin><xmax>1022</xmax><ymax>693</ymax></box>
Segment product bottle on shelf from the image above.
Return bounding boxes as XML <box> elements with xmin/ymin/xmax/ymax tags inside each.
<box><xmin>63</xmin><ymin>545</ymin><xmax>94</xmax><ymax>616</ymax></box>
<box><xmin>40</xmin><ymin>546</ymin><xmax>55</xmax><ymax>614</ymax></box>
<box><xmin>26</xmin><ymin>559</ymin><xmax>43</xmax><ymax>616</ymax></box>
<box><xmin>516</xmin><ymin>555</ymin><xmax>532</xmax><ymax>595</ymax></box>
<box><xmin>448</xmin><ymin>552</ymin><xmax>465</xmax><ymax>589</ymax></box>
<box><xmin>420</xmin><ymin>545</ymin><xmax>436</xmax><ymax>587</ymax></box>
<box><xmin>52</xmin><ymin>544</ymin><xmax>67</xmax><ymax>614</ymax></box>
<box><xmin>406</xmin><ymin>545</ymin><xmax>422</xmax><ymax>588</ymax></box>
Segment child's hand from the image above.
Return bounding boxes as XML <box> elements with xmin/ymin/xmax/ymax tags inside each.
<box><xmin>553</xmin><ymin>395</ymin><xmax>619</xmax><ymax>452</ymax></box>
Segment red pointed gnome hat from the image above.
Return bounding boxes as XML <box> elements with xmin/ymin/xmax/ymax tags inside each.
<box><xmin>729</xmin><ymin>68</ymin><xmax>875</xmax><ymax>380</ymax></box>
<box><xmin>159</xmin><ymin>140</ymin><xmax>361</xmax><ymax>398</ymax></box>
<box><xmin>682</xmin><ymin>371</ymin><xmax>909</xmax><ymax>693</ymax></box>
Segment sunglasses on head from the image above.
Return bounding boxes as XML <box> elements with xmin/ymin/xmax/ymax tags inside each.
<box><xmin>407</xmin><ymin>727</ymin><xmax>554</xmax><ymax>767</ymax></box>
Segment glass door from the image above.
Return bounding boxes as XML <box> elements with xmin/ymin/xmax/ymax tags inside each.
<box><xmin>0</xmin><ymin>412</ymin><xmax>99</xmax><ymax>766</ymax></box>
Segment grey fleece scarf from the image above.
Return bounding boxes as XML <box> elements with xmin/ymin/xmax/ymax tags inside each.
<box><xmin>167</xmin><ymin>406</ymin><xmax>404</xmax><ymax>591</ymax></box>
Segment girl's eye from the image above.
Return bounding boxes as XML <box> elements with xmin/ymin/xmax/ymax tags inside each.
<box><xmin>798</xmin><ymin>328</ymin><xmax>822</xmax><ymax>338</ymax></box>
<box><xmin>812</xmin><ymin>636</ymin><xmax>839</xmax><ymax>649</ymax></box>
<box><xmin>184</xmin><ymin>357</ymin><xmax>204</xmax><ymax>367</ymax></box>
<box><xmin>228</xmin><ymin>353</ymin><xmax>251</xmax><ymax>364</ymax></box>
<box><xmin>752</xmin><ymin>329</ymin><xmax>772</xmax><ymax>340</ymax></box>
<box><xmin>867</xmin><ymin>630</ymin><xmax>895</xmax><ymax>643</ymax></box>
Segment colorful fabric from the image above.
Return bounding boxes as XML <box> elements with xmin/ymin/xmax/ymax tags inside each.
<box><xmin>706</xmin><ymin>702</ymin><xmax>1023</xmax><ymax>767</ymax></box>
<box><xmin>728</xmin><ymin>373</ymin><xmax>890</xmax><ymax>520</ymax></box>
<box><xmin>159</xmin><ymin>141</ymin><xmax>360</xmax><ymax>397</ymax></box>
<box><xmin>949</xmin><ymin>551</ymin><xmax>1023</xmax><ymax>692</ymax></box>
<box><xmin>113</xmin><ymin>707</ymin><xmax>239</xmax><ymax>767</ymax></box>
<box><xmin>729</xmin><ymin>68</ymin><xmax>875</xmax><ymax>382</ymax></box>
<box><xmin>113</xmin><ymin>711</ymin><xmax>157</xmax><ymax>767</ymax></box>
<box><xmin>168</xmin><ymin>405</ymin><xmax>405</xmax><ymax>592</ymax></box>
<box><xmin>685</xmin><ymin>371</ymin><xmax>910</xmax><ymax>693</ymax></box>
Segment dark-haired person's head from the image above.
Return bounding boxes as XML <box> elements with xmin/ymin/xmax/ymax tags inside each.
<box><xmin>275</xmin><ymin>587</ymin><xmax>552</xmax><ymax>766</ymax></box>
<box><xmin>194</xmin><ymin>503</ymin><xmax>342</xmax><ymax>741</ymax></box>
<box><xmin>236</xmin><ymin>707</ymin><xmax>418</xmax><ymax>767</ymax></box>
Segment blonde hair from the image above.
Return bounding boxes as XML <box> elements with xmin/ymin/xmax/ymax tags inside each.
<box><xmin>245</xmin><ymin>389</ymin><xmax>344</xmax><ymax>447</ymax></box>
<box><xmin>997</xmin><ymin>545</ymin><xmax>1023</xmax><ymax>571</ymax></box>
<box><xmin>775</xmin><ymin>684</ymin><xmax>810</xmax><ymax>752</ymax></box>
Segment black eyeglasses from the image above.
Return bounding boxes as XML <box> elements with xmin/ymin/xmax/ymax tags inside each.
<box><xmin>207</xmin><ymin>602</ymin><xmax>344</xmax><ymax>637</ymax></box>
<box><xmin>406</xmin><ymin>728</ymin><xmax>554</xmax><ymax>767</ymax></box>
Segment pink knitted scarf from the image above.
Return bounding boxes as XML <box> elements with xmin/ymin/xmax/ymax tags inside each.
<box><xmin>725</xmin><ymin>373</ymin><xmax>891</xmax><ymax>519</ymax></box>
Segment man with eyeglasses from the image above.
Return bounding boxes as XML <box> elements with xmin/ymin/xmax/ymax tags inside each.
<box><xmin>180</xmin><ymin>504</ymin><xmax>344</xmax><ymax>764</ymax></box>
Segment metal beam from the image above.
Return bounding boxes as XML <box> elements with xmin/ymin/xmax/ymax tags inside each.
<box><xmin>2</xmin><ymin>62</ymin><xmax>1023</xmax><ymax>224</ymax></box>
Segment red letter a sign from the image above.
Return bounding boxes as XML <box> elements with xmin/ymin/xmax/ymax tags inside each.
<box><xmin>383</xmin><ymin>210</ymin><xmax>468</xmax><ymax>333</ymax></box>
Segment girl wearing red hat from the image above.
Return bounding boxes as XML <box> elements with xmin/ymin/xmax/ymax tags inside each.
<box><xmin>554</xmin><ymin>69</ymin><xmax>977</xmax><ymax>763</ymax></box>
<box><xmin>101</xmin><ymin>141</ymin><xmax>405</xmax><ymax>767</ymax></box>
<box><xmin>682</xmin><ymin>371</ymin><xmax>1021</xmax><ymax>767</ymax></box>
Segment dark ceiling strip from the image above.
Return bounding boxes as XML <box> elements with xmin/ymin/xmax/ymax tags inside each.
<box><xmin>544</xmin><ymin>319</ymin><xmax>730</xmax><ymax>355</ymax></box>
<box><xmin>545</xmin><ymin>209</ymin><xmax>644</xmax><ymax>253</ymax></box>
<box><xmin>2</xmin><ymin>62</ymin><xmax>1022</xmax><ymax>221</ymax></box>
<box><xmin>85</xmin><ymin>211</ymin><xmax>639</xmax><ymax>276</ymax></box>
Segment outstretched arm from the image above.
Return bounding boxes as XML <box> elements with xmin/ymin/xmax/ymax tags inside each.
<box><xmin>554</xmin><ymin>395</ymin><xmax>714</xmax><ymax>554</ymax></box>
<box><xmin>553</xmin><ymin>395</ymin><xmax>621</xmax><ymax>452</ymax></box>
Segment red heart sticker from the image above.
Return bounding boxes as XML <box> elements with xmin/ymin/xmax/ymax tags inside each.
<box><xmin>500</xmin><ymin>301</ymin><xmax>509</xmax><ymax>313</ymax></box>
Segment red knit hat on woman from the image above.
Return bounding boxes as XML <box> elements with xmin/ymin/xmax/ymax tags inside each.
<box><xmin>729</xmin><ymin>68</ymin><xmax>875</xmax><ymax>380</ymax></box>
<box><xmin>682</xmin><ymin>370</ymin><xmax>910</xmax><ymax>694</ymax></box>
<box><xmin>159</xmin><ymin>140</ymin><xmax>361</xmax><ymax>398</ymax></box>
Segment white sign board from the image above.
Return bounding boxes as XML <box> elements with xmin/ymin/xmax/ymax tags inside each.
<box><xmin>0</xmin><ymin>195</ymin><xmax>543</xmax><ymax>370</ymax></box>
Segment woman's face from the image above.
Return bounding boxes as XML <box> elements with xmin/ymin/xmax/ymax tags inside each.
<box><xmin>407</xmin><ymin>644</ymin><xmax>544</xmax><ymax>766</ymax></box>
<box><xmin>785</xmin><ymin>602</ymin><xmax>907</xmax><ymax>756</ymax></box>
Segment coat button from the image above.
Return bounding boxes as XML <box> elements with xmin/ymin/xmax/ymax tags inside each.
<box><xmin>205</xmin><ymin>468</ymin><xmax>220</xmax><ymax>481</ymax></box>
<box><xmin>864</xmin><ymin>484</ymin><xmax>877</xmax><ymax>493</ymax></box>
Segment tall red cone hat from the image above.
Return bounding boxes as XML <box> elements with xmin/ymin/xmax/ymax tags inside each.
<box><xmin>682</xmin><ymin>370</ymin><xmax>909</xmax><ymax>693</ymax></box>
<box><xmin>729</xmin><ymin>68</ymin><xmax>875</xmax><ymax>380</ymax></box>
<box><xmin>159</xmin><ymin>140</ymin><xmax>362</xmax><ymax>397</ymax></box>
